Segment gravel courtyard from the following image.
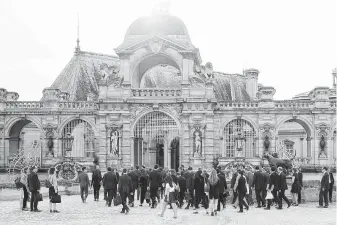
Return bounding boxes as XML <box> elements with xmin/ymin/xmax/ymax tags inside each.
<box><xmin>0</xmin><ymin>194</ymin><xmax>335</xmax><ymax>225</ymax></box>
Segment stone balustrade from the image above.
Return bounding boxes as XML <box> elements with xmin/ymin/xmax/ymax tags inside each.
<box><xmin>217</xmin><ymin>101</ymin><xmax>259</xmax><ymax>109</ymax></box>
<box><xmin>131</xmin><ymin>89</ymin><xmax>182</xmax><ymax>97</ymax></box>
<box><xmin>3</xmin><ymin>101</ymin><xmax>97</xmax><ymax>111</ymax></box>
<box><xmin>294</xmin><ymin>157</ymin><xmax>311</xmax><ymax>165</ymax></box>
<box><xmin>58</xmin><ymin>102</ymin><xmax>98</xmax><ymax>110</ymax></box>
<box><xmin>331</xmin><ymin>101</ymin><xmax>337</xmax><ymax>108</ymax></box>
<box><xmin>5</xmin><ymin>101</ymin><xmax>44</xmax><ymax>109</ymax></box>
<box><xmin>274</xmin><ymin>100</ymin><xmax>314</xmax><ymax>108</ymax></box>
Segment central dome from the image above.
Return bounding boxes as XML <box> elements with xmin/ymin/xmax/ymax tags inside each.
<box><xmin>126</xmin><ymin>14</ymin><xmax>188</xmax><ymax>36</ymax></box>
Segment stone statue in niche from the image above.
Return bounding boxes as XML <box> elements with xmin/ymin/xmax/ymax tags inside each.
<box><xmin>110</xmin><ymin>130</ymin><xmax>119</xmax><ymax>157</ymax></box>
<box><xmin>319</xmin><ymin>135</ymin><xmax>327</xmax><ymax>158</ymax></box>
<box><xmin>263</xmin><ymin>135</ymin><xmax>270</xmax><ymax>152</ymax></box>
<box><xmin>193</xmin><ymin>130</ymin><xmax>202</xmax><ymax>157</ymax></box>
<box><xmin>47</xmin><ymin>136</ymin><xmax>54</xmax><ymax>157</ymax></box>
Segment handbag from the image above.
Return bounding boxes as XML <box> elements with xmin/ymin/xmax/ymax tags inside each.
<box><xmin>145</xmin><ymin>191</ymin><xmax>151</xmax><ymax>200</ymax></box>
<box><xmin>223</xmin><ymin>190</ymin><xmax>230</xmax><ymax>198</ymax></box>
<box><xmin>15</xmin><ymin>177</ymin><xmax>24</xmax><ymax>189</ymax></box>
<box><xmin>113</xmin><ymin>194</ymin><xmax>122</xmax><ymax>206</ymax></box>
<box><xmin>52</xmin><ymin>194</ymin><xmax>61</xmax><ymax>203</ymax></box>
<box><xmin>37</xmin><ymin>192</ymin><xmax>43</xmax><ymax>202</ymax></box>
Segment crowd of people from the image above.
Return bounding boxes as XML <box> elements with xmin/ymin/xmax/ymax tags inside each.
<box><xmin>17</xmin><ymin>164</ymin><xmax>335</xmax><ymax>218</ymax></box>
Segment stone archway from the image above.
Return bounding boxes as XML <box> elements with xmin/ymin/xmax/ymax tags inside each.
<box><xmin>132</xmin><ymin>111</ymin><xmax>180</xmax><ymax>169</ymax></box>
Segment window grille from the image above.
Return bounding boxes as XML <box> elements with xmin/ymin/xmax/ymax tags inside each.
<box><xmin>61</xmin><ymin>119</ymin><xmax>95</xmax><ymax>158</ymax></box>
<box><xmin>224</xmin><ymin>119</ymin><xmax>256</xmax><ymax>158</ymax></box>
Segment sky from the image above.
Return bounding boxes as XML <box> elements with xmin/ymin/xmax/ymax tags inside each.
<box><xmin>0</xmin><ymin>0</ymin><xmax>336</xmax><ymax>101</ymax></box>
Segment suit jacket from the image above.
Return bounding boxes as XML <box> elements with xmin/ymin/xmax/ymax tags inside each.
<box><xmin>263</xmin><ymin>172</ymin><xmax>270</xmax><ymax>190</ymax></box>
<box><xmin>252</xmin><ymin>171</ymin><xmax>264</xmax><ymax>190</ymax></box>
<box><xmin>91</xmin><ymin>169</ymin><xmax>102</xmax><ymax>187</ymax></box>
<box><xmin>246</xmin><ymin>171</ymin><xmax>254</xmax><ymax>187</ymax></box>
<box><xmin>186</xmin><ymin>171</ymin><xmax>195</xmax><ymax>190</ymax></box>
<box><xmin>230</xmin><ymin>172</ymin><xmax>238</xmax><ymax>189</ymax></box>
<box><xmin>218</xmin><ymin>172</ymin><xmax>227</xmax><ymax>193</ymax></box>
<box><xmin>298</xmin><ymin>171</ymin><xmax>303</xmax><ymax>187</ymax></box>
<box><xmin>279</xmin><ymin>172</ymin><xmax>288</xmax><ymax>190</ymax></box>
<box><xmin>237</xmin><ymin>176</ymin><xmax>247</xmax><ymax>194</ymax></box>
<box><xmin>139</xmin><ymin>174</ymin><xmax>148</xmax><ymax>188</ymax></box>
<box><xmin>27</xmin><ymin>172</ymin><xmax>40</xmax><ymax>192</ymax></box>
<box><xmin>194</xmin><ymin>175</ymin><xmax>204</xmax><ymax>196</ymax></box>
<box><xmin>78</xmin><ymin>172</ymin><xmax>90</xmax><ymax>188</ymax></box>
<box><xmin>321</xmin><ymin>172</ymin><xmax>329</xmax><ymax>191</ymax></box>
<box><xmin>102</xmin><ymin>171</ymin><xmax>118</xmax><ymax>190</ymax></box>
<box><xmin>128</xmin><ymin>171</ymin><xmax>138</xmax><ymax>190</ymax></box>
<box><xmin>149</xmin><ymin>169</ymin><xmax>161</xmax><ymax>189</ymax></box>
<box><xmin>329</xmin><ymin>172</ymin><xmax>335</xmax><ymax>186</ymax></box>
<box><xmin>118</xmin><ymin>174</ymin><xmax>133</xmax><ymax>194</ymax></box>
<box><xmin>178</xmin><ymin>176</ymin><xmax>187</xmax><ymax>191</ymax></box>
<box><xmin>269</xmin><ymin>172</ymin><xmax>280</xmax><ymax>191</ymax></box>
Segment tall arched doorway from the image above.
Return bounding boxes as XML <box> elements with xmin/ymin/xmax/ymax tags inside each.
<box><xmin>61</xmin><ymin>119</ymin><xmax>95</xmax><ymax>158</ymax></box>
<box><xmin>133</xmin><ymin>111</ymin><xmax>179</xmax><ymax>169</ymax></box>
<box><xmin>7</xmin><ymin>119</ymin><xmax>41</xmax><ymax>169</ymax></box>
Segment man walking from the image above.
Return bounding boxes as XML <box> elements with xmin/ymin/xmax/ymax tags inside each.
<box><xmin>128</xmin><ymin>167</ymin><xmax>138</xmax><ymax>207</ymax></box>
<box><xmin>278</xmin><ymin>167</ymin><xmax>291</xmax><ymax>209</ymax></box>
<box><xmin>298</xmin><ymin>168</ymin><xmax>303</xmax><ymax>204</ymax></box>
<box><xmin>328</xmin><ymin>168</ymin><xmax>334</xmax><ymax>203</ymax></box>
<box><xmin>185</xmin><ymin>166</ymin><xmax>195</xmax><ymax>209</ymax></box>
<box><xmin>177</xmin><ymin>172</ymin><xmax>187</xmax><ymax>208</ymax></box>
<box><xmin>134</xmin><ymin>165</ymin><xmax>141</xmax><ymax>201</ymax></box>
<box><xmin>230</xmin><ymin>168</ymin><xmax>239</xmax><ymax>205</ymax></box>
<box><xmin>245</xmin><ymin>167</ymin><xmax>254</xmax><ymax>205</ymax></box>
<box><xmin>265</xmin><ymin>166</ymin><xmax>281</xmax><ymax>210</ymax></box>
<box><xmin>118</xmin><ymin>168</ymin><xmax>133</xmax><ymax>214</ymax></box>
<box><xmin>78</xmin><ymin>167</ymin><xmax>90</xmax><ymax>203</ymax></box>
<box><xmin>217</xmin><ymin>166</ymin><xmax>227</xmax><ymax>211</ymax></box>
<box><xmin>148</xmin><ymin>164</ymin><xmax>161</xmax><ymax>208</ymax></box>
<box><xmin>91</xmin><ymin>165</ymin><xmax>102</xmax><ymax>201</ymax></box>
<box><xmin>102</xmin><ymin>167</ymin><xmax>118</xmax><ymax>207</ymax></box>
<box><xmin>252</xmin><ymin>166</ymin><xmax>265</xmax><ymax>208</ymax></box>
<box><xmin>262</xmin><ymin>167</ymin><xmax>270</xmax><ymax>206</ymax></box>
<box><xmin>27</xmin><ymin>166</ymin><xmax>41</xmax><ymax>212</ymax></box>
<box><xmin>318</xmin><ymin>167</ymin><xmax>329</xmax><ymax>208</ymax></box>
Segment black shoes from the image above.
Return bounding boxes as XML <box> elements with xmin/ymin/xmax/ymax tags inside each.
<box><xmin>276</xmin><ymin>207</ymin><xmax>283</xmax><ymax>210</ymax></box>
<box><xmin>264</xmin><ymin>207</ymin><xmax>270</xmax><ymax>210</ymax></box>
<box><xmin>22</xmin><ymin>208</ymin><xmax>28</xmax><ymax>211</ymax></box>
<box><xmin>33</xmin><ymin>209</ymin><xmax>41</xmax><ymax>212</ymax></box>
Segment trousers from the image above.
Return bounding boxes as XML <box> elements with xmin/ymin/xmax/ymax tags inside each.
<box><xmin>30</xmin><ymin>191</ymin><xmax>38</xmax><ymax>210</ymax></box>
<box><xmin>278</xmin><ymin>189</ymin><xmax>290</xmax><ymax>208</ymax></box>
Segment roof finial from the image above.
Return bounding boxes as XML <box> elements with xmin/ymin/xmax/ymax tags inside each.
<box><xmin>152</xmin><ymin>0</ymin><xmax>171</xmax><ymax>15</ymax></box>
<box><xmin>75</xmin><ymin>13</ymin><xmax>81</xmax><ymax>53</ymax></box>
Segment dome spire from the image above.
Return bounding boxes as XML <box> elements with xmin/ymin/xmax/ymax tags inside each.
<box><xmin>152</xmin><ymin>0</ymin><xmax>171</xmax><ymax>15</ymax></box>
<box><xmin>75</xmin><ymin>13</ymin><xmax>81</xmax><ymax>53</ymax></box>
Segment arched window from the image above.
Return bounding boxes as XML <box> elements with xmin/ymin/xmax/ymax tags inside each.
<box><xmin>224</xmin><ymin>119</ymin><xmax>256</xmax><ymax>158</ymax></box>
<box><xmin>61</xmin><ymin>119</ymin><xmax>95</xmax><ymax>158</ymax></box>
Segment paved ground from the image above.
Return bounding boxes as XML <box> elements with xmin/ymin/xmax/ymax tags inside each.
<box><xmin>0</xmin><ymin>195</ymin><xmax>335</xmax><ymax>225</ymax></box>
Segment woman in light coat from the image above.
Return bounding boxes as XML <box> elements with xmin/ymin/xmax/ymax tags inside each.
<box><xmin>20</xmin><ymin>168</ymin><xmax>29</xmax><ymax>211</ymax></box>
<box><xmin>48</xmin><ymin>167</ymin><xmax>59</xmax><ymax>213</ymax></box>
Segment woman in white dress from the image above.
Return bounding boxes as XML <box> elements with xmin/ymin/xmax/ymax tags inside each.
<box><xmin>48</xmin><ymin>167</ymin><xmax>59</xmax><ymax>213</ymax></box>
<box><xmin>160</xmin><ymin>172</ymin><xmax>178</xmax><ymax>219</ymax></box>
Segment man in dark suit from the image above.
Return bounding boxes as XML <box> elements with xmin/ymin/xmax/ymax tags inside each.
<box><xmin>262</xmin><ymin>167</ymin><xmax>270</xmax><ymax>206</ymax></box>
<box><xmin>217</xmin><ymin>166</ymin><xmax>228</xmax><ymax>211</ymax></box>
<box><xmin>265</xmin><ymin>166</ymin><xmax>281</xmax><ymax>210</ymax></box>
<box><xmin>134</xmin><ymin>165</ymin><xmax>141</xmax><ymax>201</ymax></box>
<box><xmin>277</xmin><ymin>167</ymin><xmax>291</xmax><ymax>209</ymax></box>
<box><xmin>318</xmin><ymin>166</ymin><xmax>329</xmax><ymax>208</ymax></box>
<box><xmin>298</xmin><ymin>167</ymin><xmax>303</xmax><ymax>204</ymax></box>
<box><xmin>27</xmin><ymin>166</ymin><xmax>41</xmax><ymax>212</ymax></box>
<box><xmin>177</xmin><ymin>172</ymin><xmax>186</xmax><ymax>208</ymax></box>
<box><xmin>91</xmin><ymin>165</ymin><xmax>102</xmax><ymax>201</ymax></box>
<box><xmin>118</xmin><ymin>168</ymin><xmax>133</xmax><ymax>214</ymax></box>
<box><xmin>230</xmin><ymin>168</ymin><xmax>239</xmax><ymax>204</ymax></box>
<box><xmin>78</xmin><ymin>167</ymin><xmax>90</xmax><ymax>203</ymax></box>
<box><xmin>252</xmin><ymin>166</ymin><xmax>265</xmax><ymax>208</ymax></box>
<box><xmin>102</xmin><ymin>167</ymin><xmax>118</xmax><ymax>207</ymax></box>
<box><xmin>148</xmin><ymin>164</ymin><xmax>161</xmax><ymax>208</ymax></box>
<box><xmin>185</xmin><ymin>166</ymin><xmax>195</xmax><ymax>209</ymax></box>
<box><xmin>328</xmin><ymin>168</ymin><xmax>334</xmax><ymax>203</ymax></box>
<box><xmin>128</xmin><ymin>167</ymin><xmax>138</xmax><ymax>207</ymax></box>
<box><xmin>236</xmin><ymin>170</ymin><xmax>249</xmax><ymax>213</ymax></box>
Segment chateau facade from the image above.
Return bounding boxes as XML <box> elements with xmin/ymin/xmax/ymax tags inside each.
<box><xmin>1</xmin><ymin>10</ymin><xmax>336</xmax><ymax>172</ymax></box>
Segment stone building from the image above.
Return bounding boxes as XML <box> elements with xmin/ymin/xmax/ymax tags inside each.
<box><xmin>0</xmin><ymin>9</ymin><xmax>336</xmax><ymax>172</ymax></box>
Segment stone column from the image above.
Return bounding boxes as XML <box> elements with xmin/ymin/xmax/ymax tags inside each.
<box><xmin>300</xmin><ymin>137</ymin><xmax>304</xmax><ymax>158</ymax></box>
<box><xmin>121</xmin><ymin>115</ymin><xmax>131</xmax><ymax>167</ymax></box>
<box><xmin>0</xmin><ymin>128</ymin><xmax>4</xmax><ymax>167</ymax></box>
<box><xmin>130</xmin><ymin>137</ymin><xmax>134</xmax><ymax>167</ymax></box>
<box><xmin>306</xmin><ymin>137</ymin><xmax>311</xmax><ymax>158</ymax></box>
<box><xmin>164</xmin><ymin>139</ymin><xmax>168</xmax><ymax>168</ymax></box>
<box><xmin>98</xmin><ymin>122</ymin><xmax>107</xmax><ymax>171</ymax></box>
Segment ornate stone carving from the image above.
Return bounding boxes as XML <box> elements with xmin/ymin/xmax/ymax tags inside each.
<box><xmin>6</xmin><ymin>92</ymin><xmax>19</xmax><ymax>101</ymax></box>
<box><xmin>42</xmin><ymin>88</ymin><xmax>60</xmax><ymax>102</ymax></box>
<box><xmin>0</xmin><ymin>88</ymin><xmax>7</xmax><ymax>102</ymax></box>
<box><xmin>259</xmin><ymin>123</ymin><xmax>275</xmax><ymax>139</ymax></box>
<box><xmin>194</xmin><ymin>62</ymin><xmax>214</xmax><ymax>80</ymax></box>
<box><xmin>158</xmin><ymin>104</ymin><xmax>182</xmax><ymax>118</ymax></box>
<box><xmin>43</xmin><ymin>123</ymin><xmax>58</xmax><ymax>138</ymax></box>
<box><xmin>129</xmin><ymin>104</ymin><xmax>152</xmax><ymax>121</ymax></box>
<box><xmin>316</xmin><ymin>123</ymin><xmax>331</xmax><ymax>135</ymax></box>
<box><xmin>98</xmin><ymin>63</ymin><xmax>122</xmax><ymax>88</ymax></box>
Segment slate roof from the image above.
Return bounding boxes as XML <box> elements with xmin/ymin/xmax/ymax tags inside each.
<box><xmin>49</xmin><ymin>51</ymin><xmax>119</xmax><ymax>101</ymax></box>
